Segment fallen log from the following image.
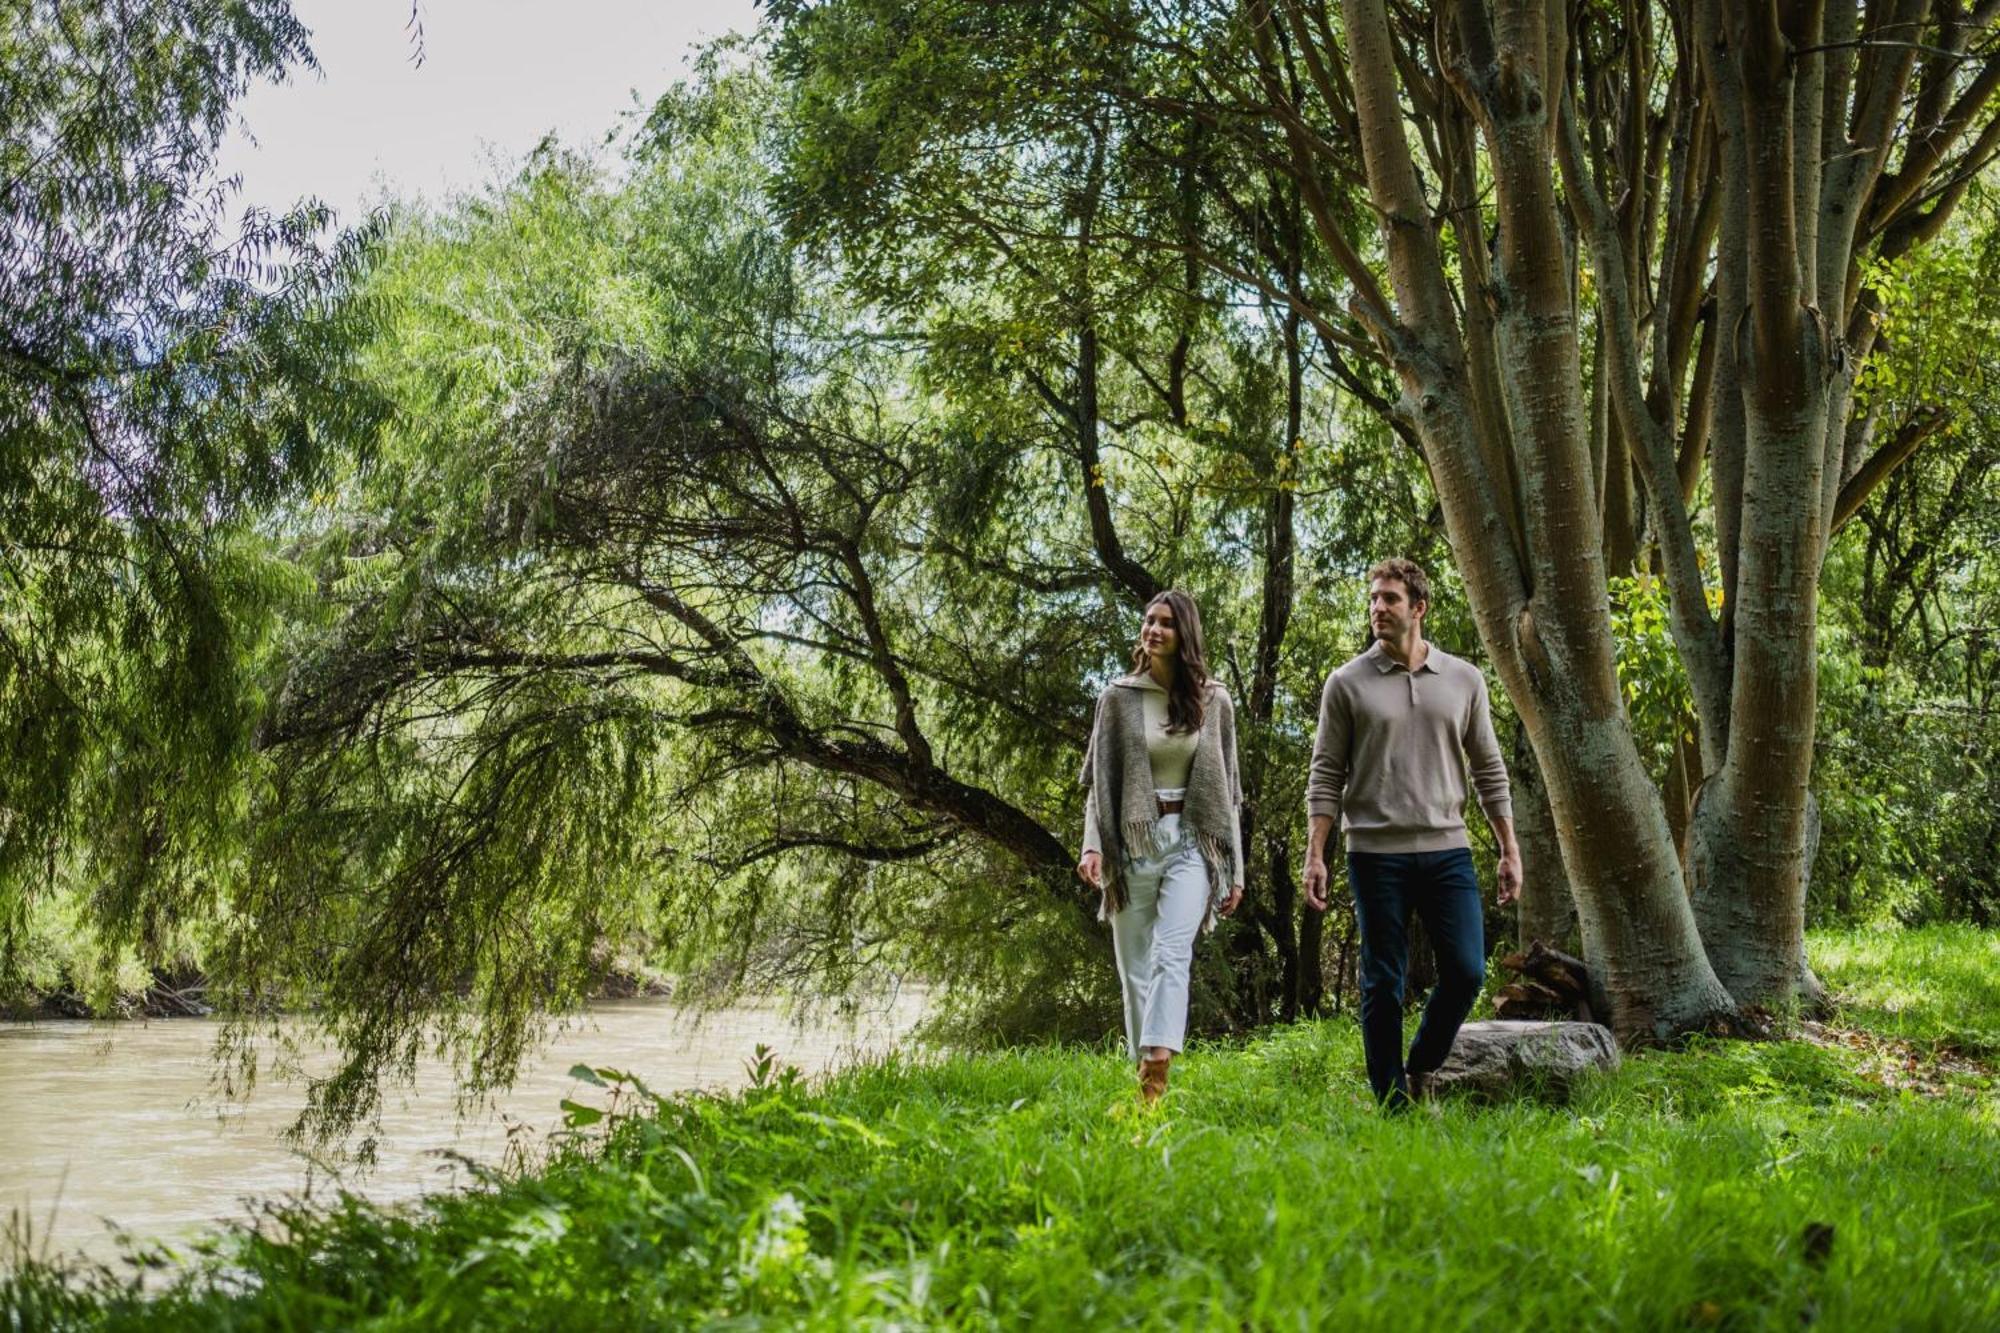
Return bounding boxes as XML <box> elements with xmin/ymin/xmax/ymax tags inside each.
<box><xmin>141</xmin><ymin>983</ymin><xmax>214</xmax><ymax>1018</ymax></box>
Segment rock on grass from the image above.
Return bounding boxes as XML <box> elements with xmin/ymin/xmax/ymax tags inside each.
<box><xmin>1431</xmin><ymin>1020</ymin><xmax>1621</xmax><ymax>1102</ymax></box>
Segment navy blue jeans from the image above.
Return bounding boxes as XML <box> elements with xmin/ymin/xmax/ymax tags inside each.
<box><xmin>1349</xmin><ymin>848</ymin><xmax>1486</xmax><ymax>1105</ymax></box>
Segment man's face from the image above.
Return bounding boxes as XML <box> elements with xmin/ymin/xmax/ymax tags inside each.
<box><xmin>1368</xmin><ymin>577</ymin><xmax>1425</xmax><ymax>641</ymax></box>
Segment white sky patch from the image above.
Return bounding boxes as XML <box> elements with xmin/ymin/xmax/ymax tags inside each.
<box><xmin>218</xmin><ymin>0</ymin><xmax>761</xmax><ymax>225</ymax></box>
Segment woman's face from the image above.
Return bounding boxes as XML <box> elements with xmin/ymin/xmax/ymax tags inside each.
<box><xmin>1140</xmin><ymin>602</ymin><xmax>1180</xmax><ymax>663</ymax></box>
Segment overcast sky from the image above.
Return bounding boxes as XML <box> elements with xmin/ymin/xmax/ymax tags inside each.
<box><xmin>218</xmin><ymin>0</ymin><xmax>762</xmax><ymax>224</ymax></box>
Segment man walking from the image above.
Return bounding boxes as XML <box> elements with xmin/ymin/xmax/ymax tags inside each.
<box><xmin>1303</xmin><ymin>558</ymin><xmax>1522</xmax><ymax>1109</ymax></box>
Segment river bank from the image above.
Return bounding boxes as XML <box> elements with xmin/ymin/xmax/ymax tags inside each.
<box><xmin>1</xmin><ymin>991</ymin><xmax>928</xmax><ymax>1274</ymax></box>
<box><xmin>0</xmin><ymin>965</ymin><xmax>675</xmax><ymax>1024</ymax></box>
<box><xmin>6</xmin><ymin>926</ymin><xmax>1996</xmax><ymax>1330</ymax></box>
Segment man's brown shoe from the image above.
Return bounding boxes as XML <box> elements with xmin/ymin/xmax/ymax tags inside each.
<box><xmin>1139</xmin><ymin>1056</ymin><xmax>1171</xmax><ymax>1104</ymax></box>
<box><xmin>1407</xmin><ymin>1070</ymin><xmax>1436</xmax><ymax>1103</ymax></box>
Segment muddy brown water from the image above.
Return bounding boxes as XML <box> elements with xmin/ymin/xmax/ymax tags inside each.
<box><xmin>0</xmin><ymin>992</ymin><xmax>928</xmax><ymax>1272</ymax></box>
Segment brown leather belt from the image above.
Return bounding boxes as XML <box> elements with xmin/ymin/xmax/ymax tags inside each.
<box><xmin>1156</xmin><ymin>797</ymin><xmax>1185</xmax><ymax>815</ymax></box>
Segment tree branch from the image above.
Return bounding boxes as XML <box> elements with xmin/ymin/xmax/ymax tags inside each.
<box><xmin>1831</xmin><ymin>405</ymin><xmax>1951</xmax><ymax>532</ymax></box>
<box><xmin>1557</xmin><ymin>94</ymin><xmax>1730</xmax><ymax>747</ymax></box>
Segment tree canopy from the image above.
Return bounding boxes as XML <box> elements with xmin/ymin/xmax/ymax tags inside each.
<box><xmin>0</xmin><ymin>0</ymin><xmax>383</xmax><ymax>991</ymax></box>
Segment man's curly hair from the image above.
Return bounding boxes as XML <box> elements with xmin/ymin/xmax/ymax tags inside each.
<box><xmin>1366</xmin><ymin>557</ymin><xmax>1431</xmax><ymax>608</ymax></box>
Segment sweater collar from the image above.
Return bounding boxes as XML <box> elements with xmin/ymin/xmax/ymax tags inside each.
<box><xmin>1366</xmin><ymin>639</ymin><xmax>1440</xmax><ymax>675</ymax></box>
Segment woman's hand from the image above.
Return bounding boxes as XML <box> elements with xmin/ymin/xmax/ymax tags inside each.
<box><xmin>1077</xmin><ymin>851</ymin><xmax>1104</xmax><ymax>889</ymax></box>
<box><xmin>1219</xmin><ymin>884</ymin><xmax>1243</xmax><ymax>916</ymax></box>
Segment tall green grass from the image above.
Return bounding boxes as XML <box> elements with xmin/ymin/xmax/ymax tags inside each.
<box><xmin>6</xmin><ymin>927</ymin><xmax>1997</xmax><ymax>1330</ymax></box>
<box><xmin>1812</xmin><ymin>923</ymin><xmax>2000</xmax><ymax>1053</ymax></box>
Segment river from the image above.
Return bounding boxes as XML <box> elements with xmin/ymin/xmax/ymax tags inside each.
<box><xmin>0</xmin><ymin>991</ymin><xmax>928</xmax><ymax>1273</ymax></box>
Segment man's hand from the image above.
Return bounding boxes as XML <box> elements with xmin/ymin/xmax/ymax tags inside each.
<box><xmin>1302</xmin><ymin>855</ymin><xmax>1330</xmax><ymax>912</ymax></box>
<box><xmin>1302</xmin><ymin>813</ymin><xmax>1337</xmax><ymax>913</ymax></box>
<box><xmin>1220</xmin><ymin>884</ymin><xmax>1244</xmax><ymax>916</ymax></box>
<box><xmin>1496</xmin><ymin>846</ymin><xmax>1522</xmax><ymax>906</ymax></box>
<box><xmin>1077</xmin><ymin>850</ymin><xmax>1103</xmax><ymax>890</ymax></box>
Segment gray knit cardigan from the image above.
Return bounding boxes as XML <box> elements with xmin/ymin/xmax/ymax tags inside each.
<box><xmin>1080</xmin><ymin>675</ymin><xmax>1243</xmax><ymax>924</ymax></box>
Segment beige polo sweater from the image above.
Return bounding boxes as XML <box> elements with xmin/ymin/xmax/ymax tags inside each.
<box><xmin>1306</xmin><ymin>640</ymin><xmax>1512</xmax><ymax>853</ymax></box>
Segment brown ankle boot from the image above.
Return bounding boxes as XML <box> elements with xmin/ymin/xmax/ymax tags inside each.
<box><xmin>1138</xmin><ymin>1056</ymin><xmax>1170</xmax><ymax>1104</ymax></box>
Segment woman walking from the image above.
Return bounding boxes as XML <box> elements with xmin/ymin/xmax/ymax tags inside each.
<box><xmin>1078</xmin><ymin>589</ymin><xmax>1244</xmax><ymax>1103</ymax></box>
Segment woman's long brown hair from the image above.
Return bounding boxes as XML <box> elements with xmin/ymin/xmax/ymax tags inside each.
<box><xmin>1130</xmin><ymin>588</ymin><xmax>1210</xmax><ymax>733</ymax></box>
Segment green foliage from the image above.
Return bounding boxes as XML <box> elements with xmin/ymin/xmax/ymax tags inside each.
<box><xmin>1605</xmin><ymin>574</ymin><xmax>1700</xmax><ymax>783</ymax></box>
<box><xmin>5</xmin><ymin>0</ymin><xmax>1994</xmax><ymax>1146</ymax></box>
<box><xmin>154</xmin><ymin>31</ymin><xmax>1465</xmax><ymax>1131</ymax></box>
<box><xmin>10</xmin><ymin>928</ymin><xmax>1997</xmax><ymax>1330</ymax></box>
<box><xmin>1812</xmin><ymin>189</ymin><xmax>2000</xmax><ymax>928</ymax></box>
<box><xmin>0</xmin><ymin>0</ymin><xmax>387</xmax><ymax>993</ymax></box>
<box><xmin>199</xmin><ymin>58</ymin><xmax>1130</xmax><ymax>1130</ymax></box>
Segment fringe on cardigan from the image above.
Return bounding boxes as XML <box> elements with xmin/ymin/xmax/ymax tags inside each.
<box><xmin>1097</xmin><ymin>821</ymin><xmax>1235</xmax><ymax>931</ymax></box>
<box><xmin>1088</xmin><ymin>676</ymin><xmax>1241</xmax><ymax>932</ymax></box>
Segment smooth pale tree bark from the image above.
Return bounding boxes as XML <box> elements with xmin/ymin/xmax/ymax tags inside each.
<box><xmin>1576</xmin><ymin>0</ymin><xmax>1997</xmax><ymax>1006</ymax></box>
<box><xmin>1672</xmin><ymin>0</ymin><xmax>1831</xmax><ymax>1004</ymax></box>
<box><xmin>1650</xmin><ymin>0</ymin><xmax>1993</xmax><ymax>1005</ymax></box>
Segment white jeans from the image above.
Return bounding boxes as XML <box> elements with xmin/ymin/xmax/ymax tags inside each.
<box><xmin>1110</xmin><ymin>813</ymin><xmax>1209</xmax><ymax>1059</ymax></box>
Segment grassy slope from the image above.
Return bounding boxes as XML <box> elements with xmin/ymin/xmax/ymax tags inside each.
<box><xmin>6</xmin><ymin>926</ymin><xmax>1997</xmax><ymax>1331</ymax></box>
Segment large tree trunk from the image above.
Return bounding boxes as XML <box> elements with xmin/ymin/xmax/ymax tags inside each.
<box><xmin>1689</xmin><ymin>784</ymin><xmax>1828</xmax><ymax>1008</ymax></box>
<box><xmin>1504</xmin><ymin>607</ymin><xmax>1737</xmax><ymax>1039</ymax></box>
<box><xmin>1677</xmin><ymin>0</ymin><xmax>1842</xmax><ymax>1008</ymax></box>
<box><xmin>1337</xmin><ymin>0</ymin><xmax>1736</xmax><ymax>1041</ymax></box>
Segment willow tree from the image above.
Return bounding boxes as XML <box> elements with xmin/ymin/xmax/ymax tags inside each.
<box><xmin>770</xmin><ymin>0</ymin><xmax>1371</xmax><ymax>1018</ymax></box>
<box><xmin>0</xmin><ymin>0</ymin><xmax>382</xmax><ymax>989</ymax></box>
